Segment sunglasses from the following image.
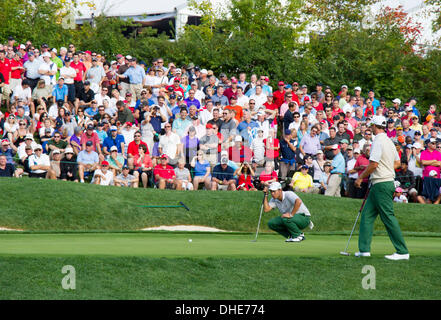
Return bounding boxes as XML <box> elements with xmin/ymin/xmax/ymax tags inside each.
<box><xmin>19</xmin><ymin>123</ymin><xmax>26</xmax><ymax>126</ymax></box>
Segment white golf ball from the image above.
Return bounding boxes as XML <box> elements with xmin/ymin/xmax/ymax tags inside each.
<box><xmin>188</xmin><ymin>239</ymin><xmax>192</xmax><ymax>243</ymax></box>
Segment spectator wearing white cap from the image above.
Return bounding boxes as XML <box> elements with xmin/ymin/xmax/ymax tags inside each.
<box><xmin>60</xmin><ymin>147</ymin><xmax>78</xmax><ymax>182</ymax></box>
<box><xmin>38</xmin><ymin>52</ymin><xmax>57</xmax><ymax>89</ymax></box>
<box><xmin>18</xmin><ymin>133</ymin><xmax>38</xmax><ymax>162</ymax></box>
<box><xmin>28</xmin><ymin>144</ymin><xmax>56</xmax><ymax>179</ymax></box>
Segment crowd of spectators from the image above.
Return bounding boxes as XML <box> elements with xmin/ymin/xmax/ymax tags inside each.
<box><xmin>0</xmin><ymin>37</ymin><xmax>440</xmax><ymax>204</ymax></box>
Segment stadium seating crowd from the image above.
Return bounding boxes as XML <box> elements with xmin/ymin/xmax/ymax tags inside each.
<box><xmin>0</xmin><ymin>38</ymin><xmax>440</xmax><ymax>204</ymax></box>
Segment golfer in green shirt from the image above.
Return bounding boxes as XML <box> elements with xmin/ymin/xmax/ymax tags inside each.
<box><xmin>354</xmin><ymin>115</ymin><xmax>409</xmax><ymax>260</ymax></box>
<box><xmin>263</xmin><ymin>182</ymin><xmax>314</xmax><ymax>242</ymax></box>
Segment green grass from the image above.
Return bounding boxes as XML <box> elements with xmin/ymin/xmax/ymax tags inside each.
<box><xmin>1</xmin><ymin>178</ymin><xmax>441</xmax><ymax>234</ymax></box>
<box><xmin>1</xmin><ymin>179</ymin><xmax>440</xmax><ymax>300</ymax></box>
<box><xmin>0</xmin><ymin>233</ymin><xmax>440</xmax><ymax>299</ymax></box>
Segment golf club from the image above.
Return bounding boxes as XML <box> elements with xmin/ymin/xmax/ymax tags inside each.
<box><xmin>251</xmin><ymin>193</ymin><xmax>266</xmax><ymax>242</ymax></box>
<box><xmin>138</xmin><ymin>201</ymin><xmax>190</xmax><ymax>211</ymax></box>
<box><xmin>340</xmin><ymin>186</ymin><xmax>370</xmax><ymax>256</ymax></box>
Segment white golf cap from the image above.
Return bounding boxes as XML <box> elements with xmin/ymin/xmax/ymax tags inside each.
<box><xmin>175</xmin><ymin>68</ymin><xmax>182</xmax><ymax>73</ymax></box>
<box><xmin>65</xmin><ymin>147</ymin><xmax>74</xmax><ymax>154</ymax></box>
<box><xmin>200</xmin><ymin>69</ymin><xmax>208</xmax><ymax>74</ymax></box>
<box><xmin>52</xmin><ymin>149</ymin><xmax>60</xmax><ymax>154</ymax></box>
<box><xmin>125</xmin><ymin>55</ymin><xmax>132</xmax><ymax>60</ymax></box>
<box><xmin>392</xmin><ymin>98</ymin><xmax>401</xmax><ymax>104</ymax></box>
<box><xmin>110</xmin><ymin>146</ymin><xmax>118</xmax><ymax>152</ymax></box>
<box><xmin>42</xmin><ymin>52</ymin><xmax>51</xmax><ymax>58</ymax></box>
<box><xmin>412</xmin><ymin>142</ymin><xmax>422</xmax><ymax>149</ymax></box>
<box><xmin>110</xmin><ymin>60</ymin><xmax>117</xmax><ymax>65</ymax></box>
<box><xmin>235</xmin><ymin>135</ymin><xmax>243</xmax><ymax>142</ymax></box>
<box><xmin>20</xmin><ymin>44</ymin><xmax>26</xmax><ymax>49</ymax></box>
<box><xmin>257</xmin><ymin>111</ymin><xmax>265</xmax><ymax>116</ymax></box>
<box><xmin>331</xmin><ymin>144</ymin><xmax>340</xmax><ymax>150</ymax></box>
<box><xmin>353</xmin><ymin>148</ymin><xmax>361</xmax><ymax>153</ymax></box>
<box><xmin>269</xmin><ymin>181</ymin><xmax>282</xmax><ymax>191</ymax></box>
<box><xmin>25</xmin><ymin>133</ymin><xmax>34</xmax><ymax>140</ymax></box>
<box><xmin>371</xmin><ymin>115</ymin><xmax>387</xmax><ymax>127</ymax></box>
<box><xmin>343</xmin><ymin>105</ymin><xmax>353</xmax><ymax>114</ymax></box>
<box><xmin>316</xmin><ymin>150</ymin><xmax>323</xmax><ymax>154</ymax></box>
<box><xmin>341</xmin><ymin>84</ymin><xmax>348</xmax><ymax>89</ymax></box>
<box><xmin>429</xmin><ymin>170</ymin><xmax>438</xmax><ymax>177</ymax></box>
<box><xmin>354</xmin><ymin>86</ymin><xmax>361</xmax><ymax>91</ymax></box>
<box><xmin>51</xmin><ymin>48</ymin><xmax>57</xmax><ymax>53</ymax></box>
<box><xmin>33</xmin><ymin>144</ymin><xmax>43</xmax><ymax>151</ymax></box>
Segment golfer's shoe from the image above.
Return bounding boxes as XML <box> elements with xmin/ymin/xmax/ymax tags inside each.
<box><xmin>354</xmin><ymin>252</ymin><xmax>371</xmax><ymax>257</ymax></box>
<box><xmin>285</xmin><ymin>236</ymin><xmax>295</xmax><ymax>242</ymax></box>
<box><xmin>309</xmin><ymin>221</ymin><xmax>314</xmax><ymax>230</ymax></box>
<box><xmin>300</xmin><ymin>233</ymin><xmax>305</xmax><ymax>240</ymax></box>
<box><xmin>385</xmin><ymin>253</ymin><xmax>410</xmax><ymax>261</ymax></box>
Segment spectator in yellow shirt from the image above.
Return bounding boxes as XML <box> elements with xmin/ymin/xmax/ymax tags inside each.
<box><xmin>290</xmin><ymin>164</ymin><xmax>320</xmax><ymax>194</ymax></box>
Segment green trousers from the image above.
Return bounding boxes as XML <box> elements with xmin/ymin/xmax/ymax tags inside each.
<box><xmin>358</xmin><ymin>181</ymin><xmax>409</xmax><ymax>254</ymax></box>
<box><xmin>268</xmin><ymin>213</ymin><xmax>310</xmax><ymax>238</ymax></box>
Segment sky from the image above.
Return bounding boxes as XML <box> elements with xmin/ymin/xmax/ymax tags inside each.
<box><xmin>77</xmin><ymin>0</ymin><xmax>440</xmax><ymax>45</ymax></box>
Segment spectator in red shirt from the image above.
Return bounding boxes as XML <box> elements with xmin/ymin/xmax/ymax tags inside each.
<box><xmin>263</xmin><ymin>128</ymin><xmax>280</xmax><ymax>169</ymax></box>
<box><xmin>259</xmin><ymin>161</ymin><xmax>278</xmax><ymax>188</ymax></box>
<box><xmin>165</xmin><ymin>77</ymin><xmax>185</xmax><ymax>97</ymax></box>
<box><xmin>0</xmin><ymin>50</ymin><xmax>12</xmax><ymax>108</ymax></box>
<box><xmin>127</xmin><ymin>130</ymin><xmax>148</xmax><ymax>167</ymax></box>
<box><xmin>273</xmin><ymin>81</ymin><xmax>286</xmax><ymax>108</ymax></box>
<box><xmin>223</xmin><ymin>78</ymin><xmax>239</xmax><ymax>101</ymax></box>
<box><xmin>228</xmin><ymin>135</ymin><xmax>253</xmax><ymax>164</ymax></box>
<box><xmin>153</xmin><ymin>154</ymin><xmax>180</xmax><ymax>189</ymax></box>
<box><xmin>70</xmin><ymin>53</ymin><xmax>86</xmax><ymax>99</ymax></box>
<box><xmin>81</xmin><ymin>123</ymin><xmax>102</xmax><ymax>155</ymax></box>
<box><xmin>9</xmin><ymin>52</ymin><xmax>25</xmax><ymax>92</ymax></box>
<box><xmin>353</xmin><ymin>144</ymin><xmax>370</xmax><ymax>199</ymax></box>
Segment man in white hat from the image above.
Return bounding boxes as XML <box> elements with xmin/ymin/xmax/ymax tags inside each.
<box><xmin>354</xmin><ymin>115</ymin><xmax>409</xmax><ymax>260</ymax></box>
<box><xmin>263</xmin><ymin>181</ymin><xmax>314</xmax><ymax>242</ymax></box>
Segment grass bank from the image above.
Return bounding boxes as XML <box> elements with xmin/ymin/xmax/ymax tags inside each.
<box><xmin>1</xmin><ymin>178</ymin><xmax>440</xmax><ymax>233</ymax></box>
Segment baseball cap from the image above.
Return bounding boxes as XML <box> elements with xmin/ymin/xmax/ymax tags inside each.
<box><xmin>87</xmin><ymin>124</ymin><xmax>94</xmax><ymax>130</ymax></box>
<box><xmin>84</xmin><ymin>80</ymin><xmax>90</xmax><ymax>86</ymax></box>
<box><xmin>122</xmin><ymin>165</ymin><xmax>129</xmax><ymax>170</ymax></box>
<box><xmin>278</xmin><ymin>81</ymin><xmax>285</xmax><ymax>86</ymax></box>
<box><xmin>1</xmin><ymin>139</ymin><xmax>10</xmax><ymax>145</ymax></box>
<box><xmin>392</xmin><ymin>98</ymin><xmax>401</xmax><ymax>104</ymax></box>
<box><xmin>301</xmin><ymin>164</ymin><xmax>309</xmax><ymax>170</ymax></box>
<box><xmin>429</xmin><ymin>138</ymin><xmax>437</xmax><ymax>143</ymax></box>
<box><xmin>395</xmin><ymin>187</ymin><xmax>403</xmax><ymax>193</ymax></box>
<box><xmin>125</xmin><ymin>122</ymin><xmax>133</xmax><ymax>127</ymax></box>
<box><xmin>206</xmin><ymin>123</ymin><xmax>213</xmax><ymax>129</ymax></box>
<box><xmin>268</xmin><ymin>181</ymin><xmax>282</xmax><ymax>191</ymax></box>
<box><xmin>284</xmin><ymin>129</ymin><xmax>291</xmax><ymax>135</ymax></box>
<box><xmin>20</xmin><ymin>44</ymin><xmax>26</xmax><ymax>50</ymax></box>
<box><xmin>52</xmin><ymin>149</ymin><xmax>61</xmax><ymax>154</ymax></box>
<box><xmin>110</xmin><ymin>146</ymin><xmax>118</xmax><ymax>152</ymax></box>
<box><xmin>234</xmin><ymin>135</ymin><xmax>243</xmax><ymax>142</ymax></box>
<box><xmin>340</xmin><ymin>139</ymin><xmax>349</xmax><ymax>144</ymax></box>
<box><xmin>25</xmin><ymin>133</ymin><xmax>34</xmax><ymax>140</ymax></box>
<box><xmin>160</xmin><ymin>154</ymin><xmax>168</xmax><ymax>159</ymax></box>
<box><xmin>303</xmin><ymin>96</ymin><xmax>310</xmax><ymax>102</ymax></box>
<box><xmin>353</xmin><ymin>148</ymin><xmax>361</xmax><ymax>154</ymax></box>
<box><xmin>412</xmin><ymin>142</ymin><xmax>422</xmax><ymax>149</ymax></box>
<box><xmin>42</xmin><ymin>52</ymin><xmax>51</xmax><ymax>58</ymax></box>
<box><xmin>354</xmin><ymin>86</ymin><xmax>361</xmax><ymax>91</ymax></box>
<box><xmin>110</xmin><ymin>125</ymin><xmax>118</xmax><ymax>131</ymax></box>
<box><xmin>101</xmin><ymin>160</ymin><xmax>109</xmax><ymax>166</ymax></box>
<box><xmin>316</xmin><ymin>150</ymin><xmax>323</xmax><ymax>154</ymax></box>
<box><xmin>33</xmin><ymin>144</ymin><xmax>42</xmax><ymax>151</ymax></box>
<box><xmin>257</xmin><ymin>111</ymin><xmax>266</xmax><ymax>117</ymax></box>
<box><xmin>429</xmin><ymin>170</ymin><xmax>438</xmax><ymax>177</ymax></box>
<box><xmin>86</xmin><ymin>141</ymin><xmax>93</xmax><ymax>146</ymax></box>
<box><xmin>331</xmin><ymin>144</ymin><xmax>340</xmax><ymax>150</ymax></box>
<box><xmin>230</xmin><ymin>95</ymin><xmax>237</xmax><ymax>100</ymax></box>
<box><xmin>341</xmin><ymin>84</ymin><xmax>348</xmax><ymax>89</ymax></box>
<box><xmin>175</xmin><ymin>68</ymin><xmax>182</xmax><ymax>74</ymax></box>
<box><xmin>65</xmin><ymin>147</ymin><xmax>74</xmax><ymax>154</ymax></box>
<box><xmin>221</xmin><ymin>157</ymin><xmax>228</xmax><ymax>164</ymax></box>
<box><xmin>125</xmin><ymin>55</ymin><xmax>132</xmax><ymax>60</ymax></box>
<box><xmin>371</xmin><ymin>115</ymin><xmax>387</xmax><ymax>127</ymax></box>
<box><xmin>116</xmin><ymin>54</ymin><xmax>124</xmax><ymax>59</ymax></box>
<box><xmin>200</xmin><ymin>69</ymin><xmax>208</xmax><ymax>75</ymax></box>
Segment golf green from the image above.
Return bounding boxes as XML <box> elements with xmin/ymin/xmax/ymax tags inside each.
<box><xmin>0</xmin><ymin>232</ymin><xmax>439</xmax><ymax>257</ymax></box>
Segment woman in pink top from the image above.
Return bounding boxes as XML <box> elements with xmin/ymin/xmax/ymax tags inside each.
<box><xmin>133</xmin><ymin>144</ymin><xmax>153</xmax><ymax>188</ymax></box>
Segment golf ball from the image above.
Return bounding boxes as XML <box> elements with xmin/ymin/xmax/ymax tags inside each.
<box><xmin>188</xmin><ymin>239</ymin><xmax>192</xmax><ymax>242</ymax></box>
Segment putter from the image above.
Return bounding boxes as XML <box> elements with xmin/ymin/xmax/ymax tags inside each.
<box><xmin>251</xmin><ymin>193</ymin><xmax>266</xmax><ymax>242</ymax></box>
<box><xmin>138</xmin><ymin>201</ymin><xmax>190</xmax><ymax>211</ymax></box>
<box><xmin>340</xmin><ymin>187</ymin><xmax>370</xmax><ymax>256</ymax></box>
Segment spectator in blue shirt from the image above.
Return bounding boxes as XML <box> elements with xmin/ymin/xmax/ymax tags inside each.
<box><xmin>102</xmin><ymin>126</ymin><xmax>125</xmax><ymax>156</ymax></box>
<box><xmin>325</xmin><ymin>144</ymin><xmax>346</xmax><ymax>197</ymax></box>
<box><xmin>211</xmin><ymin>157</ymin><xmax>237</xmax><ymax>191</ymax></box>
<box><xmin>52</xmin><ymin>77</ymin><xmax>68</xmax><ymax>102</ymax></box>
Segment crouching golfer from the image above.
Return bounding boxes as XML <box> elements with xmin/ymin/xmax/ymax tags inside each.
<box><xmin>263</xmin><ymin>182</ymin><xmax>314</xmax><ymax>242</ymax></box>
